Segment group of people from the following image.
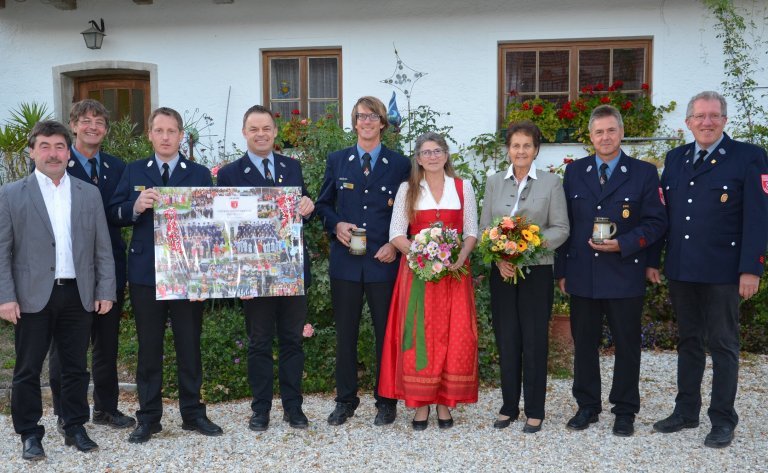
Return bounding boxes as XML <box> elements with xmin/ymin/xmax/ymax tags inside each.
<box><xmin>0</xmin><ymin>90</ymin><xmax>765</xmax><ymax>461</ymax></box>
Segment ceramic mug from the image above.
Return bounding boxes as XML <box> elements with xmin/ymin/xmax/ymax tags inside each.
<box><xmin>592</xmin><ymin>217</ymin><xmax>617</xmax><ymax>243</ymax></box>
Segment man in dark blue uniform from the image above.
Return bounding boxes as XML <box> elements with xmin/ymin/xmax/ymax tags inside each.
<box><xmin>217</xmin><ymin>105</ymin><xmax>314</xmax><ymax>432</ymax></box>
<box><xmin>649</xmin><ymin>91</ymin><xmax>768</xmax><ymax>448</ymax></box>
<box><xmin>108</xmin><ymin>107</ymin><xmax>222</xmax><ymax>443</ymax></box>
<box><xmin>555</xmin><ymin>105</ymin><xmax>667</xmax><ymax>437</ymax></box>
<box><xmin>315</xmin><ymin>96</ymin><xmax>410</xmax><ymax>426</ymax></box>
<box><xmin>48</xmin><ymin>99</ymin><xmax>134</xmax><ymax>432</ymax></box>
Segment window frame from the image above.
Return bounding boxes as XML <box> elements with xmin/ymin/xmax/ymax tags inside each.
<box><xmin>498</xmin><ymin>38</ymin><xmax>653</xmax><ymax>126</ymax></box>
<box><xmin>261</xmin><ymin>48</ymin><xmax>343</xmax><ymax>121</ymax></box>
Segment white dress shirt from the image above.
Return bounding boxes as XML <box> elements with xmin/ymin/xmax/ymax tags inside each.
<box><xmin>504</xmin><ymin>161</ymin><xmax>538</xmax><ymax>216</ymax></box>
<box><xmin>389</xmin><ymin>174</ymin><xmax>478</xmax><ymax>240</ymax></box>
<box><xmin>34</xmin><ymin>169</ymin><xmax>76</xmax><ymax>278</ymax></box>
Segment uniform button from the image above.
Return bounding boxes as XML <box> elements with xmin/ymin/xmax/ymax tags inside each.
<box><xmin>624</xmin><ymin>197</ymin><xmax>629</xmax><ymax>202</ymax></box>
<box><xmin>131</xmin><ymin>249</ymin><xmax>135</xmax><ymax>253</ymax></box>
<box><xmin>666</xmin><ymin>185</ymin><xmax>670</xmax><ymax>190</ymax></box>
<box><xmin>687</xmin><ymin>198</ymin><xmax>693</xmax><ymax>203</ymax></box>
<box><xmin>634</xmin><ymin>259</ymin><xmax>639</xmax><ymax>263</ymax></box>
<box><xmin>597</xmin><ymin>205</ymin><xmax>602</xmax><ymax>210</ymax></box>
<box><xmin>363</xmin><ymin>205</ymin><xmax>367</xmax><ymax>210</ymax></box>
<box><xmin>339</xmin><ymin>186</ymin><xmax>343</xmax><ymax>190</ymax></box>
<box><xmin>362</xmin><ymin>223</ymin><xmax>367</xmax><ymax>227</ymax></box>
<box><xmin>723</xmin><ymin>185</ymin><xmax>728</xmax><ymax>190</ymax></box>
<box><xmin>685</xmin><ymin>216</ymin><xmax>690</xmax><ymax>221</ymax></box>
<box><xmin>689</xmin><ymin>181</ymin><xmax>694</xmax><ymax>186</ymax></box>
<box><xmin>731</xmin><ymin>241</ymin><xmax>736</xmax><ymax>246</ymax></box>
<box><xmin>364</xmin><ymin>190</ymin><xmax>369</xmax><ymax>194</ymax></box>
<box><xmin>594</xmin><ymin>253</ymin><xmax>599</xmax><ymax>257</ymax></box>
<box><xmin>684</xmin><ymin>235</ymin><xmax>690</xmax><ymax>239</ymax></box>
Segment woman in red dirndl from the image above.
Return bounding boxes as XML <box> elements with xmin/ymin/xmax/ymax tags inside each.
<box><xmin>378</xmin><ymin>131</ymin><xmax>479</xmax><ymax>429</ymax></box>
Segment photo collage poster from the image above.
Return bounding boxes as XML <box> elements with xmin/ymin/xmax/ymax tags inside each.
<box><xmin>153</xmin><ymin>186</ymin><xmax>304</xmax><ymax>300</ymax></box>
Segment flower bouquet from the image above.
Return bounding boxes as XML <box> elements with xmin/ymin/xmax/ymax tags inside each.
<box><xmin>407</xmin><ymin>223</ymin><xmax>468</xmax><ymax>282</ymax></box>
<box><xmin>477</xmin><ymin>216</ymin><xmax>551</xmax><ymax>283</ymax></box>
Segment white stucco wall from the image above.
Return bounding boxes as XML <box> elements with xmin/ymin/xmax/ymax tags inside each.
<box><xmin>0</xmin><ymin>0</ymin><xmax>766</xmax><ymax>168</ymax></box>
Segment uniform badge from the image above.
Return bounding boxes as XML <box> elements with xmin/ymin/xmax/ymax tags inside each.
<box><xmin>180</xmin><ymin>162</ymin><xmax>187</xmax><ymax>169</ymax></box>
<box><xmin>762</xmin><ymin>175</ymin><xmax>768</xmax><ymax>194</ymax></box>
<box><xmin>388</xmin><ymin>198</ymin><xmax>394</xmax><ymax>207</ymax></box>
<box><xmin>147</xmin><ymin>161</ymin><xmax>153</xmax><ymax>167</ymax></box>
<box><xmin>278</xmin><ymin>176</ymin><xmax>283</xmax><ymax>183</ymax></box>
<box><xmin>348</xmin><ymin>155</ymin><xmax>356</xmax><ymax>161</ymax></box>
<box><xmin>134</xmin><ymin>185</ymin><xmax>146</xmax><ymax>192</ymax></box>
<box><xmin>279</xmin><ymin>161</ymin><xmax>287</xmax><ymax>168</ymax></box>
<box><xmin>68</xmin><ymin>160</ymin><xmax>75</xmax><ymax>168</ymax></box>
<box><xmin>721</xmin><ymin>193</ymin><xmax>728</xmax><ymax>203</ymax></box>
<box><xmin>382</xmin><ymin>158</ymin><xmax>389</xmax><ymax>164</ymax></box>
<box><xmin>622</xmin><ymin>209</ymin><xmax>630</xmax><ymax>219</ymax></box>
<box><xmin>244</xmin><ymin>167</ymin><xmax>251</xmax><ymax>174</ymax></box>
<box><xmin>343</xmin><ymin>182</ymin><xmax>354</xmax><ymax>190</ymax></box>
<box><xmin>586</xmin><ymin>165</ymin><xmax>593</xmax><ymax>173</ymax></box>
<box><xmin>620</xmin><ymin>166</ymin><xmax>627</xmax><ymax>173</ymax></box>
<box><xmin>711</xmin><ymin>159</ymin><xmax>716</xmax><ymax>164</ymax></box>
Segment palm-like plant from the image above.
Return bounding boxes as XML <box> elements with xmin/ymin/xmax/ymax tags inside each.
<box><xmin>0</xmin><ymin>102</ymin><xmax>51</xmax><ymax>184</ymax></box>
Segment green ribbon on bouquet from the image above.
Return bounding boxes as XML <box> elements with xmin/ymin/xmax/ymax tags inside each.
<box><xmin>402</xmin><ymin>276</ymin><xmax>428</xmax><ymax>371</ymax></box>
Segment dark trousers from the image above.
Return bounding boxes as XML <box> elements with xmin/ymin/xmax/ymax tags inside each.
<box><xmin>243</xmin><ymin>295</ymin><xmax>307</xmax><ymax>412</ymax></box>
<box><xmin>668</xmin><ymin>280</ymin><xmax>740</xmax><ymax>428</ymax></box>
<box><xmin>130</xmin><ymin>284</ymin><xmax>206</xmax><ymax>424</ymax></box>
<box><xmin>331</xmin><ymin>278</ymin><xmax>396</xmax><ymax>407</ymax></box>
<box><xmin>12</xmin><ymin>282</ymin><xmax>92</xmax><ymax>440</ymax></box>
<box><xmin>490</xmin><ymin>265</ymin><xmax>553</xmax><ymax>420</ymax></box>
<box><xmin>570</xmin><ymin>294</ymin><xmax>643</xmax><ymax>417</ymax></box>
<box><xmin>50</xmin><ymin>287</ymin><xmax>126</xmax><ymax>416</ymax></box>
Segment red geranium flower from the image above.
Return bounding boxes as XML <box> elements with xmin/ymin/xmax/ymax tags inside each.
<box><xmin>641</xmin><ymin>83</ymin><xmax>650</xmax><ymax>90</ymax></box>
<box><xmin>612</xmin><ymin>80</ymin><xmax>624</xmax><ymax>89</ymax></box>
<box><xmin>291</xmin><ymin>109</ymin><xmax>300</xmax><ymax>115</ymax></box>
<box><xmin>532</xmin><ymin>105</ymin><xmax>544</xmax><ymax>115</ymax></box>
<box><xmin>595</xmin><ymin>83</ymin><xmax>605</xmax><ymax>91</ymax></box>
<box><xmin>562</xmin><ymin>101</ymin><xmax>572</xmax><ymax>111</ymax></box>
<box><xmin>581</xmin><ymin>85</ymin><xmax>594</xmax><ymax>94</ymax></box>
<box><xmin>608</xmin><ymin>85</ymin><xmax>616</xmax><ymax>92</ymax></box>
<box><xmin>509</xmin><ymin>89</ymin><xmax>518</xmax><ymax>97</ymax></box>
<box><xmin>563</xmin><ymin>158</ymin><xmax>575</xmax><ymax>164</ymax></box>
<box><xmin>600</xmin><ymin>96</ymin><xmax>611</xmax><ymax>104</ymax></box>
<box><xmin>521</xmin><ymin>102</ymin><xmax>531</xmax><ymax>110</ymax></box>
<box><xmin>274</xmin><ymin>112</ymin><xmax>281</xmax><ymax>118</ymax></box>
<box><xmin>622</xmin><ymin>100</ymin><xmax>633</xmax><ymax>110</ymax></box>
<box><xmin>575</xmin><ymin>100</ymin><xmax>587</xmax><ymax>111</ymax></box>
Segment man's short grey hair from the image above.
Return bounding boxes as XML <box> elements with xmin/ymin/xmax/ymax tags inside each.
<box><xmin>588</xmin><ymin>104</ymin><xmax>624</xmax><ymax>131</ymax></box>
<box><xmin>686</xmin><ymin>91</ymin><xmax>728</xmax><ymax>118</ymax></box>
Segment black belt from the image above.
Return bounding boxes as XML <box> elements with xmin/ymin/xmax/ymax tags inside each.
<box><xmin>55</xmin><ymin>278</ymin><xmax>76</xmax><ymax>286</ymax></box>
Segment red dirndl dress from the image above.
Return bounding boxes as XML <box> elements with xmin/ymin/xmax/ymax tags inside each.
<box><xmin>378</xmin><ymin>178</ymin><xmax>478</xmax><ymax>408</ymax></box>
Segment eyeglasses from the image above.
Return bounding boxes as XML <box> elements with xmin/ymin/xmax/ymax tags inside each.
<box><xmin>419</xmin><ymin>148</ymin><xmax>445</xmax><ymax>157</ymax></box>
<box><xmin>688</xmin><ymin>113</ymin><xmax>725</xmax><ymax>122</ymax></box>
<box><xmin>355</xmin><ymin>113</ymin><xmax>380</xmax><ymax>122</ymax></box>
<box><xmin>79</xmin><ymin>118</ymin><xmax>107</xmax><ymax>129</ymax></box>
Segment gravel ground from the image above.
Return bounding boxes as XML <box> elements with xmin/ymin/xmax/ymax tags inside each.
<box><xmin>1</xmin><ymin>351</ymin><xmax>766</xmax><ymax>472</ymax></box>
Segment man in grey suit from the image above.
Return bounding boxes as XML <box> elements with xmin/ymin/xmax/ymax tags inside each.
<box><xmin>0</xmin><ymin>121</ymin><xmax>115</xmax><ymax>461</ymax></box>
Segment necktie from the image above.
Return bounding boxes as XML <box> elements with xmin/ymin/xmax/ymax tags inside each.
<box><xmin>694</xmin><ymin>149</ymin><xmax>707</xmax><ymax>170</ymax></box>
<box><xmin>88</xmin><ymin>158</ymin><xmax>99</xmax><ymax>185</ymax></box>
<box><xmin>262</xmin><ymin>158</ymin><xmax>275</xmax><ymax>185</ymax></box>
<box><xmin>161</xmin><ymin>163</ymin><xmax>169</xmax><ymax>185</ymax></box>
<box><xmin>599</xmin><ymin>163</ymin><xmax>609</xmax><ymax>188</ymax></box>
<box><xmin>362</xmin><ymin>153</ymin><xmax>372</xmax><ymax>179</ymax></box>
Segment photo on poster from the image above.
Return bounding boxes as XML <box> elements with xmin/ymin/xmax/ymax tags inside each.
<box><xmin>153</xmin><ymin>186</ymin><xmax>304</xmax><ymax>300</ymax></box>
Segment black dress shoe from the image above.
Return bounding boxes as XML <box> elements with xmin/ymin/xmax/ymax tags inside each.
<box><xmin>523</xmin><ymin>420</ymin><xmax>542</xmax><ymax>434</ymax></box>
<box><xmin>93</xmin><ymin>410</ymin><xmax>136</xmax><ymax>429</ymax></box>
<box><xmin>182</xmin><ymin>416</ymin><xmax>224</xmax><ymax>436</ymax></box>
<box><xmin>249</xmin><ymin>410</ymin><xmax>270</xmax><ymax>432</ymax></box>
<box><xmin>283</xmin><ymin>407</ymin><xmax>309</xmax><ymax>429</ymax></box>
<box><xmin>704</xmin><ymin>425</ymin><xmax>735</xmax><ymax>448</ymax></box>
<box><xmin>566</xmin><ymin>409</ymin><xmax>599</xmax><ymax>431</ymax></box>
<box><xmin>612</xmin><ymin>415</ymin><xmax>635</xmax><ymax>437</ymax></box>
<box><xmin>493</xmin><ymin>415</ymin><xmax>515</xmax><ymax>429</ymax></box>
<box><xmin>412</xmin><ymin>406</ymin><xmax>430</xmax><ymax>431</ymax></box>
<box><xmin>22</xmin><ymin>437</ymin><xmax>45</xmax><ymax>461</ymax></box>
<box><xmin>327</xmin><ymin>402</ymin><xmax>357</xmax><ymax>426</ymax></box>
<box><xmin>128</xmin><ymin>422</ymin><xmax>162</xmax><ymax>444</ymax></box>
<box><xmin>56</xmin><ymin>417</ymin><xmax>65</xmax><ymax>436</ymax></box>
<box><xmin>437</xmin><ymin>409</ymin><xmax>453</xmax><ymax>429</ymax></box>
<box><xmin>653</xmin><ymin>413</ymin><xmax>699</xmax><ymax>433</ymax></box>
<box><xmin>374</xmin><ymin>404</ymin><xmax>397</xmax><ymax>426</ymax></box>
<box><xmin>64</xmin><ymin>429</ymin><xmax>99</xmax><ymax>452</ymax></box>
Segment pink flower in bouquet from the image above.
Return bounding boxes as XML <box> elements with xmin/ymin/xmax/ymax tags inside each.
<box><xmin>489</xmin><ymin>227</ymin><xmax>500</xmax><ymax>240</ymax></box>
<box><xmin>504</xmin><ymin>240</ymin><xmax>518</xmax><ymax>253</ymax></box>
<box><xmin>211</xmin><ymin>165</ymin><xmax>220</xmax><ymax>177</ymax></box>
<box><xmin>302</xmin><ymin>323</ymin><xmax>314</xmax><ymax>338</ymax></box>
<box><xmin>500</xmin><ymin>216</ymin><xmax>516</xmax><ymax>231</ymax></box>
<box><xmin>432</xmin><ymin>261</ymin><xmax>444</xmax><ymax>274</ymax></box>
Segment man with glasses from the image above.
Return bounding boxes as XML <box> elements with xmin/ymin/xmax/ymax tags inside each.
<box><xmin>649</xmin><ymin>91</ymin><xmax>768</xmax><ymax>448</ymax></box>
<box><xmin>315</xmin><ymin>96</ymin><xmax>410</xmax><ymax>426</ymax></box>
<box><xmin>47</xmin><ymin>99</ymin><xmax>134</xmax><ymax>433</ymax></box>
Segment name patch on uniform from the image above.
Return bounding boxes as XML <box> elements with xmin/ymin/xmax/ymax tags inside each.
<box><xmin>762</xmin><ymin>175</ymin><xmax>768</xmax><ymax>195</ymax></box>
<box><xmin>134</xmin><ymin>186</ymin><xmax>146</xmax><ymax>192</ymax></box>
<box><xmin>343</xmin><ymin>182</ymin><xmax>355</xmax><ymax>190</ymax></box>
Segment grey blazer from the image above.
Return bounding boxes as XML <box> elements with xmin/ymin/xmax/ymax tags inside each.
<box><xmin>0</xmin><ymin>173</ymin><xmax>116</xmax><ymax>313</ymax></box>
<box><xmin>479</xmin><ymin>166</ymin><xmax>570</xmax><ymax>266</ymax></box>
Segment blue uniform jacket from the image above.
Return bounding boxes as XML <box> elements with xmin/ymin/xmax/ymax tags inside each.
<box><xmin>107</xmin><ymin>155</ymin><xmax>212</xmax><ymax>287</ymax></box>
<box><xmin>554</xmin><ymin>152</ymin><xmax>667</xmax><ymax>299</ymax></box>
<box><xmin>649</xmin><ymin>134</ymin><xmax>768</xmax><ymax>283</ymax></box>
<box><xmin>67</xmin><ymin>149</ymin><xmax>127</xmax><ymax>291</ymax></box>
<box><xmin>314</xmin><ymin>144</ymin><xmax>410</xmax><ymax>283</ymax></box>
<box><xmin>216</xmin><ymin>152</ymin><xmax>313</xmax><ymax>287</ymax></box>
